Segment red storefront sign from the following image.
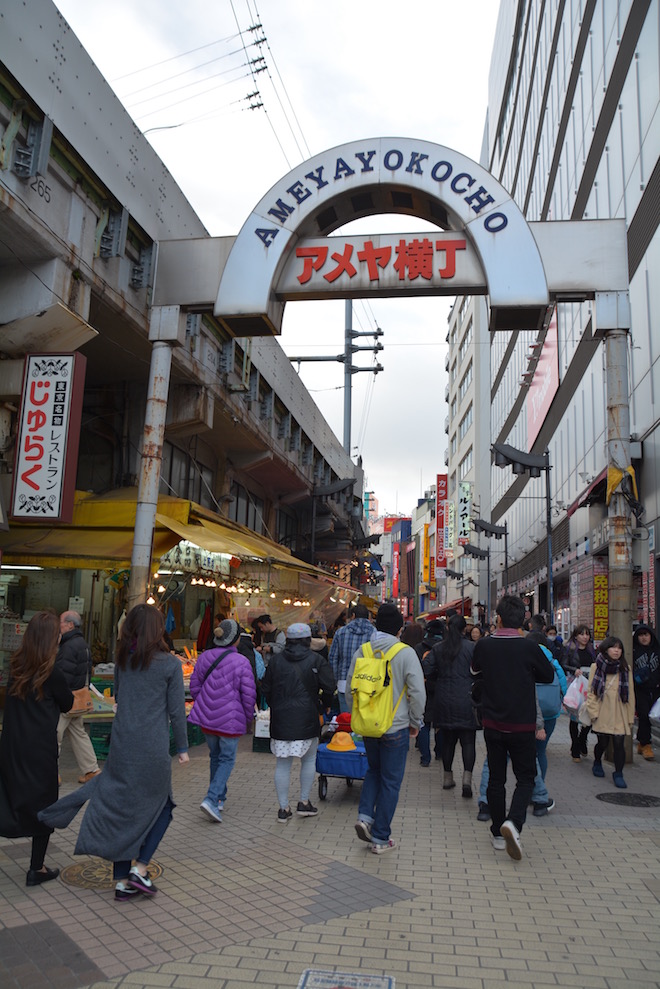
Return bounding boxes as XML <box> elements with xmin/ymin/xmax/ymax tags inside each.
<box><xmin>11</xmin><ymin>353</ymin><xmax>86</xmax><ymax>523</ymax></box>
<box><xmin>436</xmin><ymin>473</ymin><xmax>447</xmax><ymax>568</ymax></box>
<box><xmin>392</xmin><ymin>542</ymin><xmax>400</xmax><ymax>597</ymax></box>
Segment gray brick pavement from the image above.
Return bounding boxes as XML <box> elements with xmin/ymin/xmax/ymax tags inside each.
<box><xmin>1</xmin><ymin>717</ymin><xmax>659</xmax><ymax>988</ymax></box>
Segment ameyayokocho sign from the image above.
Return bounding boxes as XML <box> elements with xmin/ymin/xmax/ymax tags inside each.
<box><xmin>214</xmin><ymin>137</ymin><xmax>550</xmax><ymax>335</ymax></box>
<box><xmin>11</xmin><ymin>353</ymin><xmax>86</xmax><ymax>522</ymax></box>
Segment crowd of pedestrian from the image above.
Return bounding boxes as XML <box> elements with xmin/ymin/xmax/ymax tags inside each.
<box><xmin>0</xmin><ymin>594</ymin><xmax>657</xmax><ymax>897</ymax></box>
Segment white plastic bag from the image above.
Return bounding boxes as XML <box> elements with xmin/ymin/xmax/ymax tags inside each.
<box><xmin>563</xmin><ymin>675</ymin><xmax>588</xmax><ymax>714</ymax></box>
<box><xmin>649</xmin><ymin>697</ymin><xmax>660</xmax><ymax>721</ymax></box>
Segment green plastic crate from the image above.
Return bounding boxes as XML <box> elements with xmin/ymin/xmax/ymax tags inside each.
<box><xmin>187</xmin><ymin>723</ymin><xmax>205</xmax><ymax>747</ymax></box>
<box><xmin>89</xmin><ymin>722</ymin><xmax>112</xmax><ymax>760</ymax></box>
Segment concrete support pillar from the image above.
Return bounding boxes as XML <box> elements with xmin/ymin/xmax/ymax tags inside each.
<box><xmin>128</xmin><ymin>306</ymin><xmax>183</xmax><ymax>611</ymax></box>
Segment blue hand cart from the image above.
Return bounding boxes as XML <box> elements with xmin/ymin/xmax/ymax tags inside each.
<box><xmin>315</xmin><ymin>739</ymin><xmax>368</xmax><ymax>800</ymax></box>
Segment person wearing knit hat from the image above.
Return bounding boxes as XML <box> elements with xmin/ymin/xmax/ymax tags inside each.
<box><xmin>188</xmin><ymin>617</ymin><xmax>257</xmax><ymax>823</ymax></box>
<box><xmin>345</xmin><ymin>603</ymin><xmax>426</xmax><ymax>855</ymax></box>
<box><xmin>261</xmin><ymin>621</ymin><xmax>336</xmax><ymax>822</ymax></box>
<box><xmin>632</xmin><ymin>624</ymin><xmax>660</xmax><ymax>760</ymax></box>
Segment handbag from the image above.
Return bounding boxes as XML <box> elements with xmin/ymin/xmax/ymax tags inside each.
<box><xmin>64</xmin><ymin>684</ymin><xmax>94</xmax><ymax>718</ymax></box>
<box><xmin>577</xmin><ymin>702</ymin><xmax>592</xmax><ymax>727</ymax></box>
<box><xmin>537</xmin><ymin>671</ymin><xmax>562</xmax><ymax>719</ymax></box>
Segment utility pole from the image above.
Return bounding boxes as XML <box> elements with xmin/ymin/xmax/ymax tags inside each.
<box><xmin>288</xmin><ymin>301</ymin><xmax>383</xmax><ymax>452</ymax></box>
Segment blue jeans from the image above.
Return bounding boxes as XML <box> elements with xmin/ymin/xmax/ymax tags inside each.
<box><xmin>358</xmin><ymin>727</ymin><xmax>410</xmax><ymax>844</ymax></box>
<box><xmin>483</xmin><ymin>729</ymin><xmax>537</xmax><ymax>835</ymax></box>
<box><xmin>113</xmin><ymin>797</ymin><xmax>173</xmax><ymax>880</ymax></box>
<box><xmin>204</xmin><ymin>734</ymin><xmax>239</xmax><ymax>804</ymax></box>
<box><xmin>535</xmin><ymin>718</ymin><xmax>557</xmax><ymax>779</ymax></box>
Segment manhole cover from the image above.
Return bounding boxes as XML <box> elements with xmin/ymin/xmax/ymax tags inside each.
<box><xmin>595</xmin><ymin>792</ymin><xmax>660</xmax><ymax>807</ymax></box>
<box><xmin>60</xmin><ymin>858</ymin><xmax>164</xmax><ymax>889</ymax></box>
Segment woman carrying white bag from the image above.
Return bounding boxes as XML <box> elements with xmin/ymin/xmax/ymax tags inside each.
<box><xmin>585</xmin><ymin>637</ymin><xmax>635</xmax><ymax>788</ymax></box>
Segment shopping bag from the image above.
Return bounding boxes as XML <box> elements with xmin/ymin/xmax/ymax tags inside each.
<box><xmin>64</xmin><ymin>685</ymin><xmax>94</xmax><ymax>718</ymax></box>
<box><xmin>562</xmin><ymin>675</ymin><xmax>588</xmax><ymax>714</ymax></box>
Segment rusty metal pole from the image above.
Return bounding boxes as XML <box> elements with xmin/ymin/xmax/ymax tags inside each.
<box><xmin>600</xmin><ymin>293</ymin><xmax>633</xmax><ymax>651</ymax></box>
<box><xmin>128</xmin><ymin>306</ymin><xmax>183</xmax><ymax>612</ymax></box>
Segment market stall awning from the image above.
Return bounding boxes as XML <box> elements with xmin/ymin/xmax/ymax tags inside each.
<box><xmin>154</xmin><ymin>512</ymin><xmax>332</xmax><ymax>579</ymax></box>
<box><xmin>418</xmin><ymin>597</ymin><xmax>472</xmax><ymax>620</ymax></box>
<box><xmin>0</xmin><ymin>489</ymin><xmax>190</xmax><ymax>570</ymax></box>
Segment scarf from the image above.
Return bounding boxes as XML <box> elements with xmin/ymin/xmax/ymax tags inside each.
<box><xmin>591</xmin><ymin>654</ymin><xmax>629</xmax><ymax>704</ymax></box>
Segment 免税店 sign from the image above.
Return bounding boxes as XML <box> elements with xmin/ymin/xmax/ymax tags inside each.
<box><xmin>11</xmin><ymin>353</ymin><xmax>86</xmax><ymax>523</ymax></box>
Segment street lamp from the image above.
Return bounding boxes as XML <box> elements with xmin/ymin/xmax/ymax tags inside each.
<box><xmin>462</xmin><ymin>543</ymin><xmax>491</xmax><ymax>622</ymax></box>
<box><xmin>492</xmin><ymin>443</ymin><xmax>553</xmax><ymax>623</ymax></box>
<box><xmin>473</xmin><ymin>518</ymin><xmax>509</xmax><ymax>588</ymax></box>
<box><xmin>445</xmin><ymin>567</ymin><xmax>477</xmax><ymax>618</ymax></box>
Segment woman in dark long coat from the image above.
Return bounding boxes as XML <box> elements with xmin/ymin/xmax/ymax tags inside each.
<box><xmin>40</xmin><ymin>604</ymin><xmax>189</xmax><ymax>902</ymax></box>
<box><xmin>0</xmin><ymin>611</ymin><xmax>73</xmax><ymax>886</ymax></box>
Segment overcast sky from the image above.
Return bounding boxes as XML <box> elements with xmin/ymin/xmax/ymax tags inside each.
<box><xmin>54</xmin><ymin>0</ymin><xmax>501</xmax><ymax>516</ymax></box>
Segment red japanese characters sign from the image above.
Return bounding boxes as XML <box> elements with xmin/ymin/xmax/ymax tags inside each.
<box><xmin>436</xmin><ymin>473</ymin><xmax>448</xmax><ymax>569</ymax></box>
<box><xmin>276</xmin><ymin>233</ymin><xmax>482</xmax><ymax>300</ymax></box>
<box><xmin>12</xmin><ymin>353</ymin><xmax>86</xmax><ymax>522</ymax></box>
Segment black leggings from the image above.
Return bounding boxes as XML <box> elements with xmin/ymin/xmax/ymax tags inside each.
<box><xmin>569</xmin><ymin>720</ymin><xmax>590</xmax><ymax>757</ymax></box>
<box><xmin>441</xmin><ymin>728</ymin><xmax>476</xmax><ymax>773</ymax></box>
<box><xmin>594</xmin><ymin>733</ymin><xmax>625</xmax><ymax>774</ymax></box>
<box><xmin>30</xmin><ymin>834</ymin><xmax>50</xmax><ymax>871</ymax></box>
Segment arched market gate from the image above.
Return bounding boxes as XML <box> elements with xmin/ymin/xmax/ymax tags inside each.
<box><xmin>138</xmin><ymin>138</ymin><xmax>634</xmax><ymax>643</ymax></box>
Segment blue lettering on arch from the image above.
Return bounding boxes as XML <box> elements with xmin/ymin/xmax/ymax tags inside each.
<box><xmin>355</xmin><ymin>150</ymin><xmax>377</xmax><ymax>171</ymax></box>
<box><xmin>255</xmin><ymin>228</ymin><xmax>279</xmax><ymax>246</ymax></box>
<box><xmin>334</xmin><ymin>158</ymin><xmax>356</xmax><ymax>180</ymax></box>
<box><xmin>305</xmin><ymin>167</ymin><xmax>328</xmax><ymax>190</ymax></box>
<box><xmin>406</xmin><ymin>152</ymin><xmax>429</xmax><ymax>174</ymax></box>
<box><xmin>431</xmin><ymin>160</ymin><xmax>453</xmax><ymax>182</ymax></box>
<box><xmin>384</xmin><ymin>149</ymin><xmax>403</xmax><ymax>171</ymax></box>
<box><xmin>484</xmin><ymin>213</ymin><xmax>508</xmax><ymax>232</ymax></box>
<box><xmin>267</xmin><ymin>199</ymin><xmax>295</xmax><ymax>224</ymax></box>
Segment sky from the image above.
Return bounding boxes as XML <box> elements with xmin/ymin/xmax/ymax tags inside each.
<box><xmin>53</xmin><ymin>0</ymin><xmax>502</xmax><ymax>516</ymax></box>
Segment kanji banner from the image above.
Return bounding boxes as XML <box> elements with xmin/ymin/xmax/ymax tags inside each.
<box><xmin>436</xmin><ymin>474</ymin><xmax>447</xmax><ymax>568</ymax></box>
<box><xmin>12</xmin><ymin>353</ymin><xmax>86</xmax><ymax>522</ymax></box>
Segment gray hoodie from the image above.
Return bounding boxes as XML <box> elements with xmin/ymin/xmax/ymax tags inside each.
<box><xmin>345</xmin><ymin>630</ymin><xmax>426</xmax><ymax>733</ymax></box>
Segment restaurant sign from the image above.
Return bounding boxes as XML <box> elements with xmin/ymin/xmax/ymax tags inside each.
<box><xmin>11</xmin><ymin>353</ymin><xmax>86</xmax><ymax>522</ymax></box>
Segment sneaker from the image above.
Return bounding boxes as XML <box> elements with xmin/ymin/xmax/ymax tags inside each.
<box><xmin>127</xmin><ymin>869</ymin><xmax>158</xmax><ymax>895</ymax></box>
<box><xmin>218</xmin><ymin>800</ymin><xmax>224</xmax><ymax>811</ymax></box>
<box><xmin>354</xmin><ymin>820</ymin><xmax>372</xmax><ymax>842</ymax></box>
<box><xmin>613</xmin><ymin>772</ymin><xmax>627</xmax><ymax>789</ymax></box>
<box><xmin>592</xmin><ymin>761</ymin><xmax>605</xmax><ymax>778</ymax></box>
<box><xmin>277</xmin><ymin>807</ymin><xmax>292</xmax><ymax>823</ymax></box>
<box><xmin>500</xmin><ymin>820</ymin><xmax>522</xmax><ymax>861</ymax></box>
<box><xmin>370</xmin><ymin>839</ymin><xmax>396</xmax><ymax>854</ymax></box>
<box><xmin>532</xmin><ymin>799</ymin><xmax>555</xmax><ymax>817</ymax></box>
<box><xmin>477</xmin><ymin>802</ymin><xmax>491</xmax><ymax>822</ymax></box>
<box><xmin>200</xmin><ymin>798</ymin><xmax>222</xmax><ymax>823</ymax></box>
<box><xmin>491</xmin><ymin>834</ymin><xmax>506</xmax><ymax>850</ymax></box>
<box><xmin>296</xmin><ymin>800</ymin><xmax>318</xmax><ymax>817</ymax></box>
<box><xmin>640</xmin><ymin>744</ymin><xmax>655</xmax><ymax>761</ymax></box>
<box><xmin>115</xmin><ymin>881</ymin><xmax>141</xmax><ymax>902</ymax></box>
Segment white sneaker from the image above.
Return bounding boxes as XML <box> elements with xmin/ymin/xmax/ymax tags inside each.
<box><xmin>200</xmin><ymin>798</ymin><xmax>222</xmax><ymax>823</ymax></box>
<box><xmin>491</xmin><ymin>834</ymin><xmax>506</xmax><ymax>850</ymax></box>
<box><xmin>500</xmin><ymin>820</ymin><xmax>522</xmax><ymax>860</ymax></box>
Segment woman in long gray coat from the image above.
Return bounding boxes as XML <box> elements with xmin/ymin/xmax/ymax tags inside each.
<box><xmin>40</xmin><ymin>604</ymin><xmax>189</xmax><ymax>902</ymax></box>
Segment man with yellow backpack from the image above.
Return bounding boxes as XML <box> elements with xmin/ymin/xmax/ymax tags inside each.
<box><xmin>346</xmin><ymin>603</ymin><xmax>426</xmax><ymax>854</ymax></box>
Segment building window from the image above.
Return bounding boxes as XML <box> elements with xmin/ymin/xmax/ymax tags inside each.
<box><xmin>459</xmin><ymin>319</ymin><xmax>473</xmax><ymax>363</ymax></box>
<box><xmin>459</xmin><ymin>361</ymin><xmax>473</xmax><ymax>401</ymax></box>
<box><xmin>451</xmin><ymin>360</ymin><xmax>457</xmax><ymax>384</ymax></box>
<box><xmin>228</xmin><ymin>481</ymin><xmax>264</xmax><ymax>534</ymax></box>
<box><xmin>458</xmin><ymin>447</ymin><xmax>473</xmax><ymax>480</ymax></box>
<box><xmin>459</xmin><ymin>403</ymin><xmax>473</xmax><ymax>441</ymax></box>
<box><xmin>450</xmin><ymin>433</ymin><xmax>457</xmax><ymax>456</ymax></box>
<box><xmin>449</xmin><ymin>472</ymin><xmax>456</xmax><ymax>496</ymax></box>
<box><xmin>159</xmin><ymin>441</ymin><xmax>214</xmax><ymax>509</ymax></box>
<box><xmin>276</xmin><ymin>508</ymin><xmax>297</xmax><ymax>549</ymax></box>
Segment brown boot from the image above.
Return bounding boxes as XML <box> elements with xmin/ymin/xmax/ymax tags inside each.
<box><xmin>442</xmin><ymin>771</ymin><xmax>456</xmax><ymax>790</ymax></box>
<box><xmin>640</xmin><ymin>744</ymin><xmax>654</xmax><ymax>761</ymax></box>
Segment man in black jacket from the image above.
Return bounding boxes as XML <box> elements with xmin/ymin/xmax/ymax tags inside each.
<box><xmin>471</xmin><ymin>595</ymin><xmax>553</xmax><ymax>861</ymax></box>
<box><xmin>56</xmin><ymin>611</ymin><xmax>101</xmax><ymax>784</ymax></box>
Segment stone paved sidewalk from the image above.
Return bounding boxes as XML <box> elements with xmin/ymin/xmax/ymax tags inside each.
<box><xmin>1</xmin><ymin>717</ymin><xmax>659</xmax><ymax>989</ymax></box>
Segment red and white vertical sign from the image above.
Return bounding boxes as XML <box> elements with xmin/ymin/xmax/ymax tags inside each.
<box><xmin>392</xmin><ymin>542</ymin><xmax>400</xmax><ymax>598</ymax></box>
<box><xmin>436</xmin><ymin>473</ymin><xmax>448</xmax><ymax>569</ymax></box>
<box><xmin>11</xmin><ymin>353</ymin><xmax>86</xmax><ymax>522</ymax></box>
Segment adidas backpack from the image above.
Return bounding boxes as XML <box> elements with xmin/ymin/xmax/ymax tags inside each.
<box><xmin>350</xmin><ymin>641</ymin><xmax>407</xmax><ymax>737</ymax></box>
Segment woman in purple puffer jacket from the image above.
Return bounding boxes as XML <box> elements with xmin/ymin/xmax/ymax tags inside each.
<box><xmin>188</xmin><ymin>619</ymin><xmax>256</xmax><ymax>823</ymax></box>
